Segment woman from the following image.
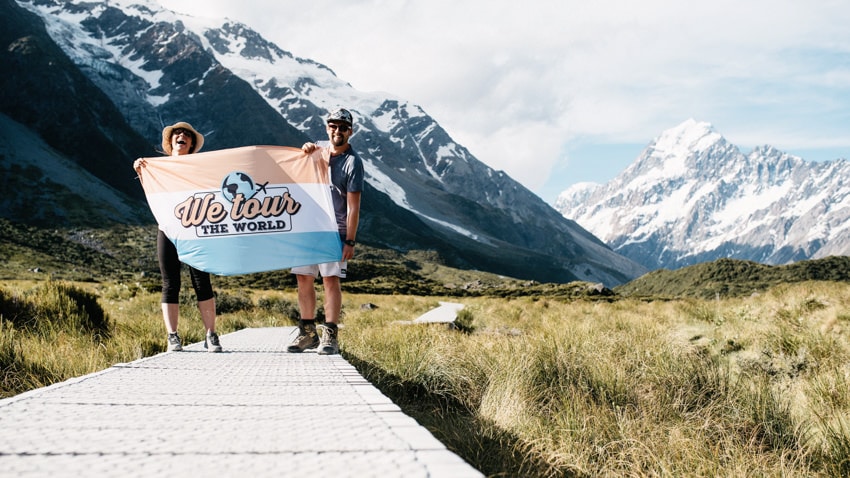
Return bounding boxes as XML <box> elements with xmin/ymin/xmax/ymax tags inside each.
<box><xmin>134</xmin><ymin>122</ymin><xmax>221</xmax><ymax>352</ymax></box>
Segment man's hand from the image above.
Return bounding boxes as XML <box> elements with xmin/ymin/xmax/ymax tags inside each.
<box><xmin>302</xmin><ymin>142</ymin><xmax>318</xmax><ymax>153</ymax></box>
<box><xmin>342</xmin><ymin>243</ymin><xmax>355</xmax><ymax>261</ymax></box>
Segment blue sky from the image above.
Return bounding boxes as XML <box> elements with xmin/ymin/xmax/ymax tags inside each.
<box><xmin>161</xmin><ymin>0</ymin><xmax>850</xmax><ymax>203</ymax></box>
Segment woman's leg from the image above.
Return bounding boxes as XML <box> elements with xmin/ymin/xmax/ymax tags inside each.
<box><xmin>189</xmin><ymin>266</ymin><xmax>216</xmax><ymax>333</ymax></box>
<box><xmin>157</xmin><ymin>230</ymin><xmax>181</xmax><ymax>333</ymax></box>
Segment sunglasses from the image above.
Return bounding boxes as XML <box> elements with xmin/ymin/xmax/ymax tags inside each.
<box><xmin>327</xmin><ymin>123</ymin><xmax>350</xmax><ymax>133</ymax></box>
<box><xmin>172</xmin><ymin>128</ymin><xmax>192</xmax><ymax>137</ymax></box>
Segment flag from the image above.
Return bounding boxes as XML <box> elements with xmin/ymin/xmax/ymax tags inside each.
<box><xmin>137</xmin><ymin>145</ymin><xmax>342</xmax><ymax>275</ymax></box>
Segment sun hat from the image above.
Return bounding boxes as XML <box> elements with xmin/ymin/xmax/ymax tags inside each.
<box><xmin>326</xmin><ymin>108</ymin><xmax>353</xmax><ymax>126</ymax></box>
<box><xmin>162</xmin><ymin>121</ymin><xmax>204</xmax><ymax>155</ymax></box>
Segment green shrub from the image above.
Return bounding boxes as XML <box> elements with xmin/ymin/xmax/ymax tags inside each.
<box><xmin>453</xmin><ymin>308</ymin><xmax>475</xmax><ymax>333</ymax></box>
<box><xmin>0</xmin><ymin>320</ymin><xmax>56</xmax><ymax>397</ymax></box>
<box><xmin>215</xmin><ymin>290</ymin><xmax>254</xmax><ymax>314</ymax></box>
<box><xmin>257</xmin><ymin>296</ymin><xmax>300</xmax><ymax>321</ymax></box>
<box><xmin>25</xmin><ymin>281</ymin><xmax>110</xmax><ymax>337</ymax></box>
<box><xmin>0</xmin><ymin>287</ymin><xmax>32</xmax><ymax>328</ymax></box>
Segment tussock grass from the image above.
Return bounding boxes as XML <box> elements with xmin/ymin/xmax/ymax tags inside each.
<box><xmin>2</xmin><ymin>279</ymin><xmax>850</xmax><ymax>476</ymax></box>
<box><xmin>340</xmin><ymin>283</ymin><xmax>850</xmax><ymax>476</ymax></box>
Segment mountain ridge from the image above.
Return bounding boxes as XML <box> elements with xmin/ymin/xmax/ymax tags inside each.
<box><xmin>3</xmin><ymin>0</ymin><xmax>647</xmax><ymax>285</ymax></box>
<box><xmin>614</xmin><ymin>255</ymin><xmax>850</xmax><ymax>299</ymax></box>
<box><xmin>555</xmin><ymin>119</ymin><xmax>850</xmax><ymax>270</ymax></box>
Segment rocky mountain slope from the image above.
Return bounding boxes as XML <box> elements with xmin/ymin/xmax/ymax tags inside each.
<box><xmin>2</xmin><ymin>0</ymin><xmax>647</xmax><ymax>285</ymax></box>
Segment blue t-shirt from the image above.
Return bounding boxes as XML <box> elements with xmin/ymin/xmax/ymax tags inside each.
<box><xmin>317</xmin><ymin>141</ymin><xmax>364</xmax><ymax>237</ymax></box>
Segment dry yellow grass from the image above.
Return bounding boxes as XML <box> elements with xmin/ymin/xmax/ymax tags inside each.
<box><xmin>3</xmin><ymin>280</ymin><xmax>850</xmax><ymax>476</ymax></box>
<box><xmin>340</xmin><ymin>283</ymin><xmax>850</xmax><ymax>476</ymax></box>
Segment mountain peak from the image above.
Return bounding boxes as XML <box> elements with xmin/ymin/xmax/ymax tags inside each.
<box><xmin>619</xmin><ymin>119</ymin><xmax>728</xmax><ymax>182</ymax></box>
<box><xmin>652</xmin><ymin>119</ymin><xmax>720</xmax><ymax>156</ymax></box>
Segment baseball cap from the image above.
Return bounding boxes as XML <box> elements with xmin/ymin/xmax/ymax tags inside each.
<box><xmin>326</xmin><ymin>108</ymin><xmax>353</xmax><ymax>125</ymax></box>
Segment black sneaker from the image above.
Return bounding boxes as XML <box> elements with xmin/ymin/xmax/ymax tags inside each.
<box><xmin>167</xmin><ymin>332</ymin><xmax>182</xmax><ymax>352</ymax></box>
<box><xmin>317</xmin><ymin>325</ymin><xmax>339</xmax><ymax>355</ymax></box>
<box><xmin>287</xmin><ymin>322</ymin><xmax>319</xmax><ymax>353</ymax></box>
<box><xmin>205</xmin><ymin>331</ymin><xmax>222</xmax><ymax>353</ymax></box>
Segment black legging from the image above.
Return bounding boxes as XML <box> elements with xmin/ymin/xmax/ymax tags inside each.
<box><xmin>157</xmin><ymin>230</ymin><xmax>214</xmax><ymax>304</ymax></box>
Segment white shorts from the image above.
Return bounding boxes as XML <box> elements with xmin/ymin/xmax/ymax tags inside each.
<box><xmin>291</xmin><ymin>261</ymin><xmax>347</xmax><ymax>278</ymax></box>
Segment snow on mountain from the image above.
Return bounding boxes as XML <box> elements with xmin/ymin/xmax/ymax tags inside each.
<box><xmin>555</xmin><ymin>119</ymin><xmax>850</xmax><ymax>270</ymax></box>
<box><xmin>19</xmin><ymin>0</ymin><xmax>467</xmax><ymax>225</ymax></box>
<box><xmin>17</xmin><ymin>0</ymin><xmax>440</xmax><ymax>218</ymax></box>
<box><xmin>10</xmin><ymin>0</ymin><xmax>647</xmax><ymax>285</ymax></box>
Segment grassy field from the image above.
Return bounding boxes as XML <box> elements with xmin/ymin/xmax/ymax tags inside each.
<box><xmin>2</xmin><ymin>278</ymin><xmax>850</xmax><ymax>477</ymax></box>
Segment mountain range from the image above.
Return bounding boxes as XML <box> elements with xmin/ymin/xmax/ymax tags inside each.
<box><xmin>555</xmin><ymin>119</ymin><xmax>850</xmax><ymax>271</ymax></box>
<box><xmin>1</xmin><ymin>0</ymin><xmax>647</xmax><ymax>286</ymax></box>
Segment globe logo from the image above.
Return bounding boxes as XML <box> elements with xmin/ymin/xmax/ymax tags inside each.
<box><xmin>221</xmin><ymin>171</ymin><xmax>257</xmax><ymax>203</ymax></box>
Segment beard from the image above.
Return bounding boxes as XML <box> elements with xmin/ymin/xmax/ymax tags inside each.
<box><xmin>330</xmin><ymin>135</ymin><xmax>346</xmax><ymax>147</ymax></box>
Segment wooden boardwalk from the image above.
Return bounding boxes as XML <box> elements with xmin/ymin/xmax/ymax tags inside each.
<box><xmin>0</xmin><ymin>327</ymin><xmax>482</xmax><ymax>477</ymax></box>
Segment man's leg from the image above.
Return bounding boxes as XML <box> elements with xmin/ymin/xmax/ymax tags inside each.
<box><xmin>296</xmin><ymin>274</ymin><xmax>317</xmax><ymax>319</ymax></box>
<box><xmin>322</xmin><ymin>276</ymin><xmax>341</xmax><ymax>324</ymax></box>
<box><xmin>288</xmin><ymin>274</ymin><xmax>320</xmax><ymax>352</ymax></box>
<box><xmin>318</xmin><ymin>276</ymin><xmax>341</xmax><ymax>355</ymax></box>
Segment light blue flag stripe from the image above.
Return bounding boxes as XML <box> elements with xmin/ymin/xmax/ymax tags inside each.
<box><xmin>174</xmin><ymin>232</ymin><xmax>343</xmax><ymax>276</ymax></box>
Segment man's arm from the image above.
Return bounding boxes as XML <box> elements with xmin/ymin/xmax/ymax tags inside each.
<box><xmin>343</xmin><ymin>191</ymin><xmax>362</xmax><ymax>261</ymax></box>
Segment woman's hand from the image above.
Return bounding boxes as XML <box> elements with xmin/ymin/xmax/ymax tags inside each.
<box><xmin>133</xmin><ymin>158</ymin><xmax>147</xmax><ymax>183</ymax></box>
<box><xmin>133</xmin><ymin>158</ymin><xmax>147</xmax><ymax>174</ymax></box>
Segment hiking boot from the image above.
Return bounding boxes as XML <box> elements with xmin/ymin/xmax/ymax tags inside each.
<box><xmin>205</xmin><ymin>331</ymin><xmax>222</xmax><ymax>353</ymax></box>
<box><xmin>167</xmin><ymin>332</ymin><xmax>182</xmax><ymax>352</ymax></box>
<box><xmin>317</xmin><ymin>324</ymin><xmax>339</xmax><ymax>355</ymax></box>
<box><xmin>287</xmin><ymin>321</ymin><xmax>319</xmax><ymax>353</ymax></box>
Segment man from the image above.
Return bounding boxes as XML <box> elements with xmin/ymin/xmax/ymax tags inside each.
<box><xmin>287</xmin><ymin>108</ymin><xmax>364</xmax><ymax>355</ymax></box>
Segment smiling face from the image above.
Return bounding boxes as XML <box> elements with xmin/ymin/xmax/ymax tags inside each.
<box><xmin>326</xmin><ymin>121</ymin><xmax>352</xmax><ymax>148</ymax></box>
<box><xmin>170</xmin><ymin>128</ymin><xmax>194</xmax><ymax>156</ymax></box>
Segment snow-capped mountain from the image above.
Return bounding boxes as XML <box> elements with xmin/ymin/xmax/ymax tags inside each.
<box><xmin>4</xmin><ymin>0</ymin><xmax>647</xmax><ymax>285</ymax></box>
<box><xmin>555</xmin><ymin>119</ymin><xmax>850</xmax><ymax>270</ymax></box>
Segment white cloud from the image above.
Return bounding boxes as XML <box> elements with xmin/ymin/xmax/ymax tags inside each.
<box><xmin>159</xmin><ymin>0</ymin><xmax>850</xmax><ymax>196</ymax></box>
